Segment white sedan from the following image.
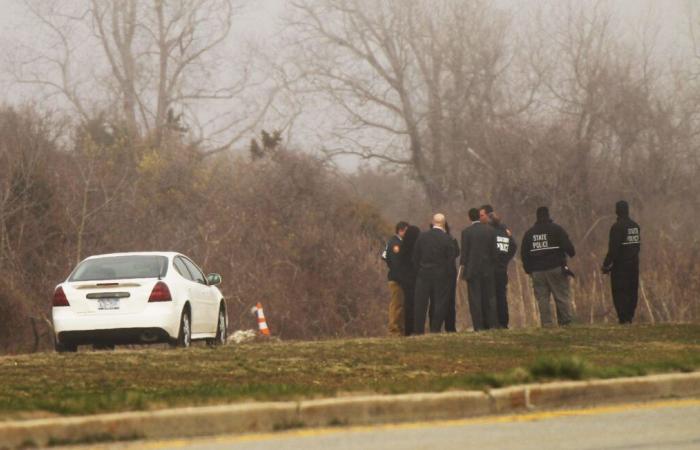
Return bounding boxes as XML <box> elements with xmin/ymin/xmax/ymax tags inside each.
<box><xmin>51</xmin><ymin>252</ymin><xmax>227</xmax><ymax>352</ymax></box>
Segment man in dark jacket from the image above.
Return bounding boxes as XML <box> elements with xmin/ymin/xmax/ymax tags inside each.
<box><xmin>399</xmin><ymin>225</ymin><xmax>421</xmax><ymax>335</ymax></box>
<box><xmin>412</xmin><ymin>213</ymin><xmax>454</xmax><ymax>334</ymax></box>
<box><xmin>602</xmin><ymin>200</ymin><xmax>641</xmax><ymax>324</ymax></box>
<box><xmin>382</xmin><ymin>221</ymin><xmax>409</xmax><ymax>335</ymax></box>
<box><xmin>460</xmin><ymin>208</ymin><xmax>498</xmax><ymax>331</ymax></box>
<box><xmin>444</xmin><ymin>223</ymin><xmax>460</xmax><ymax>332</ymax></box>
<box><xmin>521</xmin><ymin>206</ymin><xmax>576</xmax><ymax>327</ymax></box>
<box><xmin>482</xmin><ymin>205</ymin><xmax>517</xmax><ymax>329</ymax></box>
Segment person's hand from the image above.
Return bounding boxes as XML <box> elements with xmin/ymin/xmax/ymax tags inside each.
<box><xmin>562</xmin><ymin>265</ymin><xmax>575</xmax><ymax>278</ymax></box>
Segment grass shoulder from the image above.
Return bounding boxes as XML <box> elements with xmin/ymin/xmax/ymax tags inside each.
<box><xmin>0</xmin><ymin>324</ymin><xmax>698</xmax><ymax>419</ymax></box>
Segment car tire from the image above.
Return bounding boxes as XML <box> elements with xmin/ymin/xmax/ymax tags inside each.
<box><xmin>207</xmin><ymin>306</ymin><xmax>227</xmax><ymax>346</ymax></box>
<box><xmin>55</xmin><ymin>341</ymin><xmax>77</xmax><ymax>353</ymax></box>
<box><xmin>173</xmin><ymin>309</ymin><xmax>191</xmax><ymax>348</ymax></box>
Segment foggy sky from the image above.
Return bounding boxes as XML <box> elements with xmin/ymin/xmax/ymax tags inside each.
<box><xmin>0</xmin><ymin>0</ymin><xmax>694</xmax><ymax>170</ymax></box>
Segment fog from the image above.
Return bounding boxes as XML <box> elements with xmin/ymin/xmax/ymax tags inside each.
<box><xmin>0</xmin><ymin>0</ymin><xmax>693</xmax><ymax>167</ymax></box>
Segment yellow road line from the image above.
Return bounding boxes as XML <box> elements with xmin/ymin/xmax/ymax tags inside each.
<box><xmin>87</xmin><ymin>398</ymin><xmax>700</xmax><ymax>449</ymax></box>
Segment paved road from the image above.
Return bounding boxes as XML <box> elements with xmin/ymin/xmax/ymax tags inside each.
<box><xmin>66</xmin><ymin>399</ymin><xmax>700</xmax><ymax>450</ymax></box>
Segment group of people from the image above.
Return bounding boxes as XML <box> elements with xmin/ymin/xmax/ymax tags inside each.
<box><xmin>382</xmin><ymin>201</ymin><xmax>641</xmax><ymax>335</ymax></box>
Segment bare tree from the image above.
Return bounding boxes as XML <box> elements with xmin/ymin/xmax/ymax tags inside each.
<box><xmin>0</xmin><ymin>107</ymin><xmax>61</xmax><ymax>278</ymax></box>
<box><xmin>285</xmin><ymin>0</ymin><xmax>541</xmax><ymax>208</ymax></box>
<box><xmin>531</xmin><ymin>1</ymin><xmax>687</xmax><ymax>226</ymax></box>
<box><xmin>9</xmin><ymin>0</ymin><xmax>275</xmax><ymax>153</ymax></box>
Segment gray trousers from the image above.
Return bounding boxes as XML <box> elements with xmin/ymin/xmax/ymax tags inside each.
<box><xmin>531</xmin><ymin>267</ymin><xmax>573</xmax><ymax>326</ymax></box>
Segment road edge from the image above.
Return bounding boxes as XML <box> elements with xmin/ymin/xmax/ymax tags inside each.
<box><xmin>1</xmin><ymin>371</ymin><xmax>698</xmax><ymax>448</ymax></box>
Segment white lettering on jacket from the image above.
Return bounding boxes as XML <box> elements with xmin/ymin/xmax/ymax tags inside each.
<box><xmin>531</xmin><ymin>233</ymin><xmax>560</xmax><ymax>252</ymax></box>
<box><xmin>623</xmin><ymin>227</ymin><xmax>640</xmax><ymax>245</ymax></box>
<box><xmin>497</xmin><ymin>236</ymin><xmax>510</xmax><ymax>253</ymax></box>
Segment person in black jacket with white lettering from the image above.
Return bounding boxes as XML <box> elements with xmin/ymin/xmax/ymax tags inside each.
<box><xmin>602</xmin><ymin>200</ymin><xmax>641</xmax><ymax>324</ymax></box>
<box><xmin>482</xmin><ymin>205</ymin><xmax>517</xmax><ymax>329</ymax></box>
<box><xmin>521</xmin><ymin>206</ymin><xmax>576</xmax><ymax>327</ymax></box>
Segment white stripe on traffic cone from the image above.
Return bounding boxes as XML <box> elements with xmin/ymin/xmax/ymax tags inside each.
<box><xmin>253</xmin><ymin>302</ymin><xmax>270</xmax><ymax>336</ymax></box>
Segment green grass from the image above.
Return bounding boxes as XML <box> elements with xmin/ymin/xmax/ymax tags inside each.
<box><xmin>0</xmin><ymin>324</ymin><xmax>699</xmax><ymax>420</ymax></box>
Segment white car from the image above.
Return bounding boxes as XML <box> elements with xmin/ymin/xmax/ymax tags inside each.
<box><xmin>51</xmin><ymin>252</ymin><xmax>227</xmax><ymax>352</ymax></box>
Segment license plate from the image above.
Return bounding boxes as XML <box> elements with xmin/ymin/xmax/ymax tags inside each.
<box><xmin>97</xmin><ymin>298</ymin><xmax>120</xmax><ymax>310</ymax></box>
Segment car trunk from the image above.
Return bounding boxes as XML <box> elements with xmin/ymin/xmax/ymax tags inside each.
<box><xmin>62</xmin><ymin>279</ymin><xmax>158</xmax><ymax>315</ymax></box>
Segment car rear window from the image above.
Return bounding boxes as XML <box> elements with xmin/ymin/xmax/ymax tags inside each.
<box><xmin>69</xmin><ymin>255</ymin><xmax>168</xmax><ymax>281</ymax></box>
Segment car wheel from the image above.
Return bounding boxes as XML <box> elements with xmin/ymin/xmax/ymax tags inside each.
<box><xmin>55</xmin><ymin>341</ymin><xmax>77</xmax><ymax>353</ymax></box>
<box><xmin>207</xmin><ymin>307</ymin><xmax>227</xmax><ymax>346</ymax></box>
<box><xmin>174</xmin><ymin>309</ymin><xmax>192</xmax><ymax>348</ymax></box>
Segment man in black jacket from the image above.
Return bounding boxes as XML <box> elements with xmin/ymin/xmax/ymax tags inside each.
<box><xmin>399</xmin><ymin>225</ymin><xmax>421</xmax><ymax>336</ymax></box>
<box><xmin>521</xmin><ymin>206</ymin><xmax>576</xmax><ymax>327</ymax></box>
<box><xmin>444</xmin><ymin>223</ymin><xmax>461</xmax><ymax>332</ymax></box>
<box><xmin>460</xmin><ymin>208</ymin><xmax>498</xmax><ymax>331</ymax></box>
<box><xmin>482</xmin><ymin>205</ymin><xmax>517</xmax><ymax>329</ymax></box>
<box><xmin>382</xmin><ymin>221</ymin><xmax>409</xmax><ymax>335</ymax></box>
<box><xmin>602</xmin><ymin>200</ymin><xmax>641</xmax><ymax>324</ymax></box>
<box><xmin>412</xmin><ymin>214</ymin><xmax>454</xmax><ymax>334</ymax></box>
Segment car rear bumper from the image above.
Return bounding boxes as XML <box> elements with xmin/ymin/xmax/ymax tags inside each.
<box><xmin>57</xmin><ymin>327</ymin><xmax>172</xmax><ymax>345</ymax></box>
<box><xmin>52</xmin><ymin>303</ymin><xmax>180</xmax><ymax>343</ymax></box>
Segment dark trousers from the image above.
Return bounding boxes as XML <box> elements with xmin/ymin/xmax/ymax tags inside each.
<box><xmin>401</xmin><ymin>282</ymin><xmax>416</xmax><ymax>336</ymax></box>
<box><xmin>611</xmin><ymin>264</ymin><xmax>639</xmax><ymax>324</ymax></box>
<box><xmin>495</xmin><ymin>269</ymin><xmax>509</xmax><ymax>329</ymax></box>
<box><xmin>467</xmin><ymin>273</ymin><xmax>497</xmax><ymax>331</ymax></box>
<box><xmin>414</xmin><ymin>272</ymin><xmax>449</xmax><ymax>334</ymax></box>
<box><xmin>445</xmin><ymin>270</ymin><xmax>457</xmax><ymax>332</ymax></box>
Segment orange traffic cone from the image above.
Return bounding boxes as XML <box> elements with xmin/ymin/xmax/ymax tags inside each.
<box><xmin>251</xmin><ymin>302</ymin><xmax>271</xmax><ymax>336</ymax></box>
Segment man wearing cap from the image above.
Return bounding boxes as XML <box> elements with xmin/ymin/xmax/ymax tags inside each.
<box><xmin>521</xmin><ymin>206</ymin><xmax>576</xmax><ymax>327</ymax></box>
<box><xmin>602</xmin><ymin>201</ymin><xmax>641</xmax><ymax>324</ymax></box>
<box><xmin>412</xmin><ymin>214</ymin><xmax>454</xmax><ymax>334</ymax></box>
<box><xmin>382</xmin><ymin>221</ymin><xmax>409</xmax><ymax>336</ymax></box>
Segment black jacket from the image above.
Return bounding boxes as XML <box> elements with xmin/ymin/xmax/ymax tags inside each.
<box><xmin>448</xmin><ymin>236</ymin><xmax>460</xmax><ymax>276</ymax></box>
<box><xmin>383</xmin><ymin>235</ymin><xmax>403</xmax><ymax>282</ymax></box>
<box><xmin>460</xmin><ymin>222</ymin><xmax>498</xmax><ymax>280</ymax></box>
<box><xmin>493</xmin><ymin>223</ymin><xmax>517</xmax><ymax>271</ymax></box>
<box><xmin>397</xmin><ymin>240</ymin><xmax>418</xmax><ymax>287</ymax></box>
<box><xmin>412</xmin><ymin>227</ymin><xmax>454</xmax><ymax>277</ymax></box>
<box><xmin>520</xmin><ymin>219</ymin><xmax>575</xmax><ymax>273</ymax></box>
<box><xmin>603</xmin><ymin>216</ymin><xmax>640</xmax><ymax>270</ymax></box>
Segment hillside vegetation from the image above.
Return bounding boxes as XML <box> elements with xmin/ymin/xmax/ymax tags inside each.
<box><xmin>1</xmin><ymin>324</ymin><xmax>698</xmax><ymax>420</ymax></box>
<box><xmin>4</xmin><ymin>1</ymin><xmax>700</xmax><ymax>354</ymax></box>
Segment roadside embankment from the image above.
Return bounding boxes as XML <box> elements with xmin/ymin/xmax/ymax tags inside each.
<box><xmin>1</xmin><ymin>372</ymin><xmax>699</xmax><ymax>448</ymax></box>
<box><xmin>1</xmin><ymin>324</ymin><xmax>699</xmax><ymax>447</ymax></box>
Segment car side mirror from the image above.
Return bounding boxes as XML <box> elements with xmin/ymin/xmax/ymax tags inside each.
<box><xmin>206</xmin><ymin>273</ymin><xmax>222</xmax><ymax>286</ymax></box>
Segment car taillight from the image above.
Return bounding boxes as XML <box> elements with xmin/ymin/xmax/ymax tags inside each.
<box><xmin>148</xmin><ymin>281</ymin><xmax>172</xmax><ymax>302</ymax></box>
<box><xmin>53</xmin><ymin>287</ymin><xmax>70</xmax><ymax>307</ymax></box>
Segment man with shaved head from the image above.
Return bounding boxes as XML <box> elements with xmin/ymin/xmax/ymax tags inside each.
<box><xmin>412</xmin><ymin>213</ymin><xmax>455</xmax><ymax>334</ymax></box>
